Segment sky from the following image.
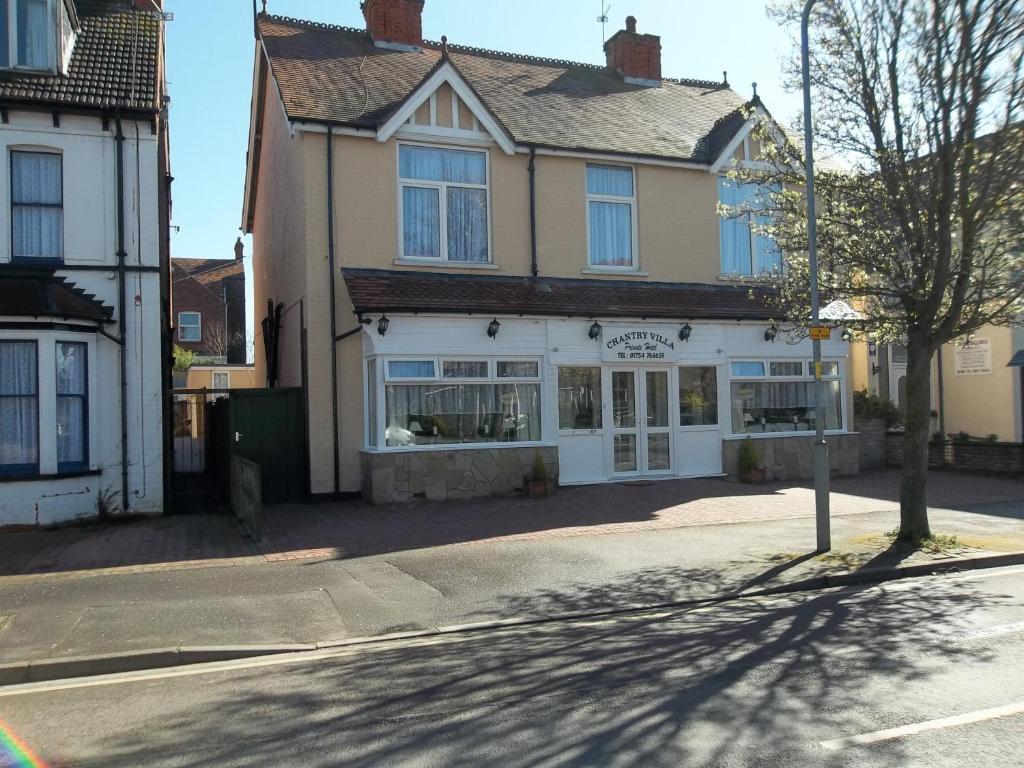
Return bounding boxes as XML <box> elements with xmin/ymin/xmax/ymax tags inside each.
<box><xmin>163</xmin><ymin>0</ymin><xmax>804</xmax><ymax>345</ymax></box>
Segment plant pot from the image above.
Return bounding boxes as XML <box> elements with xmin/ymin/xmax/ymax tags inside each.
<box><xmin>740</xmin><ymin>468</ymin><xmax>766</xmax><ymax>484</ymax></box>
<box><xmin>528</xmin><ymin>479</ymin><xmax>548</xmax><ymax>498</ymax></box>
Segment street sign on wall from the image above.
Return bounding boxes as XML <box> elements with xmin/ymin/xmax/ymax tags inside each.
<box><xmin>954</xmin><ymin>337</ymin><xmax>991</xmax><ymax>376</ymax></box>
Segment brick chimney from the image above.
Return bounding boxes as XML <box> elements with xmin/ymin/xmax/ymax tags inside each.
<box><xmin>234</xmin><ymin>237</ymin><xmax>244</xmax><ymax>261</ymax></box>
<box><xmin>361</xmin><ymin>0</ymin><xmax>425</xmax><ymax>48</ymax></box>
<box><xmin>604</xmin><ymin>16</ymin><xmax>662</xmax><ymax>86</ymax></box>
<box><xmin>133</xmin><ymin>0</ymin><xmax>162</xmax><ymax>10</ymax></box>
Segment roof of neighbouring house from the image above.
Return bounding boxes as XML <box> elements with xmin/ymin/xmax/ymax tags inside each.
<box><xmin>172</xmin><ymin>258</ymin><xmax>244</xmax><ymax>288</ymax></box>
<box><xmin>257</xmin><ymin>14</ymin><xmax>756</xmax><ymax>163</ymax></box>
<box><xmin>0</xmin><ymin>271</ymin><xmax>114</xmax><ymax>322</ymax></box>
<box><xmin>0</xmin><ymin>0</ymin><xmax>162</xmax><ymax>113</ymax></box>
<box><xmin>342</xmin><ymin>268</ymin><xmax>775</xmax><ymax>321</ymax></box>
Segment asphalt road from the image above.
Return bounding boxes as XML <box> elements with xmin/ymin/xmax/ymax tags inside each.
<box><xmin>3</xmin><ymin>566</ymin><xmax>1024</xmax><ymax>767</ymax></box>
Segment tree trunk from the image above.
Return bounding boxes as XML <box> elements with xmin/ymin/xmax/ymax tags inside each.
<box><xmin>898</xmin><ymin>339</ymin><xmax>934</xmax><ymax>544</ymax></box>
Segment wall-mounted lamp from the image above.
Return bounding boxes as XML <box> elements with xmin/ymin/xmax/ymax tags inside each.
<box><xmin>840</xmin><ymin>328</ymin><xmax>853</xmax><ymax>343</ymax></box>
<box><xmin>588</xmin><ymin>321</ymin><xmax>602</xmax><ymax>340</ymax></box>
<box><xmin>764</xmin><ymin>320</ymin><xmax>778</xmax><ymax>343</ymax></box>
<box><xmin>377</xmin><ymin>314</ymin><xmax>390</xmax><ymax>336</ymax></box>
<box><xmin>679</xmin><ymin>323</ymin><xmax>692</xmax><ymax>342</ymax></box>
<box><xmin>487</xmin><ymin>318</ymin><xmax>501</xmax><ymax>339</ymax></box>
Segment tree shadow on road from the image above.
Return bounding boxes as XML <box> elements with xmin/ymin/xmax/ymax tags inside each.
<box><xmin>25</xmin><ymin>567</ymin><xmax>1013</xmax><ymax>768</ymax></box>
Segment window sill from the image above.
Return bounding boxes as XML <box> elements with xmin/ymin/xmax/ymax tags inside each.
<box><xmin>581</xmin><ymin>268</ymin><xmax>649</xmax><ymax>277</ymax></box>
<box><xmin>363</xmin><ymin>441</ymin><xmax>555</xmax><ymax>454</ymax></box>
<box><xmin>393</xmin><ymin>259</ymin><xmax>500</xmax><ymax>271</ymax></box>
<box><xmin>718</xmin><ymin>273</ymin><xmax>772</xmax><ymax>284</ymax></box>
<box><xmin>723</xmin><ymin>431</ymin><xmax>849</xmax><ymax>441</ymax></box>
<box><xmin>0</xmin><ymin>468</ymin><xmax>101</xmax><ymax>483</ymax></box>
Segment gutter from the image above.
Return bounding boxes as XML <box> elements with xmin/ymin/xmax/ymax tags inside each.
<box><xmin>114</xmin><ymin>115</ymin><xmax>130</xmax><ymax>512</ymax></box>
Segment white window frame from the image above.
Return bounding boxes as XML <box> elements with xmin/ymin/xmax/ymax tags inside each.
<box><xmin>1</xmin><ymin>0</ymin><xmax>58</xmax><ymax>72</ymax></box>
<box><xmin>370</xmin><ymin>355</ymin><xmax>545</xmax><ymax>450</ymax></box>
<box><xmin>212</xmin><ymin>371</ymin><xmax>230</xmax><ymax>390</ymax></box>
<box><xmin>396</xmin><ymin>141</ymin><xmax>493</xmax><ymax>265</ymax></box>
<box><xmin>718</xmin><ymin>176</ymin><xmax>783</xmax><ymax>278</ymax></box>
<box><xmin>728</xmin><ymin>357</ymin><xmax>845</xmax><ymax>438</ymax></box>
<box><xmin>10</xmin><ymin>147</ymin><xmax>63</xmax><ymax>263</ymax></box>
<box><xmin>585</xmin><ymin>163</ymin><xmax>639</xmax><ymax>272</ymax></box>
<box><xmin>177</xmin><ymin>312</ymin><xmax>201</xmax><ymax>342</ymax></box>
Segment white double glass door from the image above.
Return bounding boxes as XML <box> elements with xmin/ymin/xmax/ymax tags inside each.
<box><xmin>608</xmin><ymin>368</ymin><xmax>673</xmax><ymax>476</ymax></box>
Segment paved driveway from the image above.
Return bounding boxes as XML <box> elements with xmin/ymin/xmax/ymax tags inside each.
<box><xmin>1</xmin><ymin>469</ymin><xmax>1023</xmax><ymax>577</ymax></box>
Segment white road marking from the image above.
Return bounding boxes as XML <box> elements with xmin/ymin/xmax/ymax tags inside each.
<box><xmin>820</xmin><ymin>701</ymin><xmax>1024</xmax><ymax>750</ymax></box>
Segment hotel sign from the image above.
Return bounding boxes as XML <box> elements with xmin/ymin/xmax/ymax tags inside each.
<box><xmin>954</xmin><ymin>337</ymin><xmax>991</xmax><ymax>376</ymax></box>
<box><xmin>602</xmin><ymin>327</ymin><xmax>679</xmax><ymax>362</ymax></box>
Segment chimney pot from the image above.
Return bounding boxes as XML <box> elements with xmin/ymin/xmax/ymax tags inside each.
<box><xmin>362</xmin><ymin>0</ymin><xmax>425</xmax><ymax>48</ymax></box>
<box><xmin>604</xmin><ymin>15</ymin><xmax>662</xmax><ymax>85</ymax></box>
<box><xmin>234</xmin><ymin>237</ymin><xmax>244</xmax><ymax>261</ymax></box>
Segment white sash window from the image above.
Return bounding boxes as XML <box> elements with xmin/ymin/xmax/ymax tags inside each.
<box><xmin>11</xmin><ymin>150</ymin><xmax>63</xmax><ymax>262</ymax></box>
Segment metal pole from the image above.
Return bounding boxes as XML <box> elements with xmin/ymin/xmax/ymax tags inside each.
<box><xmin>802</xmin><ymin>0</ymin><xmax>831</xmax><ymax>551</ymax></box>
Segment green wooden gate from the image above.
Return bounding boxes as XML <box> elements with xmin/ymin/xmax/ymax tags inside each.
<box><xmin>228</xmin><ymin>388</ymin><xmax>306</xmax><ymax>504</ymax></box>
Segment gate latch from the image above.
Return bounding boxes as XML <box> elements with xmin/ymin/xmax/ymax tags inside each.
<box><xmin>235</xmin><ymin>432</ymin><xmax>243</xmax><ymax>443</ymax></box>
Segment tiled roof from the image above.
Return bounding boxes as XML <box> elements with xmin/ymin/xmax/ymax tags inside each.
<box><xmin>0</xmin><ymin>271</ymin><xmax>114</xmax><ymax>322</ymax></box>
<box><xmin>0</xmin><ymin>0</ymin><xmax>161</xmax><ymax>112</ymax></box>
<box><xmin>342</xmin><ymin>269</ymin><xmax>774</xmax><ymax>321</ymax></box>
<box><xmin>172</xmin><ymin>258</ymin><xmax>244</xmax><ymax>288</ymax></box>
<box><xmin>258</xmin><ymin>15</ymin><xmax>751</xmax><ymax>163</ymax></box>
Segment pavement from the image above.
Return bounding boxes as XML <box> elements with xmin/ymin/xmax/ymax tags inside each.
<box><xmin>3</xmin><ymin>564</ymin><xmax>1023</xmax><ymax>766</ymax></box>
<box><xmin>1</xmin><ymin>469</ymin><xmax>1023</xmax><ymax>683</ymax></box>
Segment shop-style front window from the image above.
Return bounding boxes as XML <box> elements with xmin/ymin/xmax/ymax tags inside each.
<box><xmin>730</xmin><ymin>359</ymin><xmax>842</xmax><ymax>434</ymax></box>
<box><xmin>586</xmin><ymin>164</ymin><xmax>636</xmax><ymax>269</ymax></box>
<box><xmin>379</xmin><ymin>358</ymin><xmax>541</xmax><ymax>447</ymax></box>
<box><xmin>557</xmin><ymin>367</ymin><xmax>602</xmax><ymax>430</ymax></box>
<box><xmin>679</xmin><ymin>366</ymin><xmax>718</xmax><ymax>426</ymax></box>
<box><xmin>399</xmin><ymin>144</ymin><xmax>489</xmax><ymax>263</ymax></box>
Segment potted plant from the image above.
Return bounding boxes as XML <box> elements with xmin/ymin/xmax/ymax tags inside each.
<box><xmin>528</xmin><ymin>451</ymin><xmax>550</xmax><ymax>498</ymax></box>
<box><xmin>738</xmin><ymin>438</ymin><xmax>766</xmax><ymax>484</ymax></box>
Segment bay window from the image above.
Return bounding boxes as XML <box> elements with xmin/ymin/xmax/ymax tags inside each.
<box><xmin>11</xmin><ymin>150</ymin><xmax>63</xmax><ymax>262</ymax></box>
<box><xmin>399</xmin><ymin>144</ymin><xmax>489</xmax><ymax>263</ymax></box>
<box><xmin>730</xmin><ymin>359</ymin><xmax>842</xmax><ymax>434</ymax></box>
<box><xmin>55</xmin><ymin>341</ymin><xmax>87</xmax><ymax>472</ymax></box>
<box><xmin>0</xmin><ymin>341</ymin><xmax>37</xmax><ymax>474</ymax></box>
<box><xmin>378</xmin><ymin>358</ymin><xmax>541</xmax><ymax>447</ymax></box>
<box><xmin>586</xmin><ymin>164</ymin><xmax>636</xmax><ymax>269</ymax></box>
<box><xmin>719</xmin><ymin>177</ymin><xmax>781</xmax><ymax>276</ymax></box>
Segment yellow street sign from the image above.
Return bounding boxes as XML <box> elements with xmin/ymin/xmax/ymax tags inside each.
<box><xmin>808</xmin><ymin>326</ymin><xmax>831</xmax><ymax>340</ymax></box>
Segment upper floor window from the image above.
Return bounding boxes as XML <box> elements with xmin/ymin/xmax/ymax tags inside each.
<box><xmin>398</xmin><ymin>144</ymin><xmax>489</xmax><ymax>264</ymax></box>
<box><xmin>0</xmin><ymin>0</ymin><xmax>56</xmax><ymax>71</ymax></box>
<box><xmin>178</xmin><ymin>312</ymin><xmax>201</xmax><ymax>342</ymax></box>
<box><xmin>586</xmin><ymin>164</ymin><xmax>636</xmax><ymax>270</ymax></box>
<box><xmin>11</xmin><ymin>150</ymin><xmax>62</xmax><ymax>263</ymax></box>
<box><xmin>719</xmin><ymin>177</ymin><xmax>781</xmax><ymax>277</ymax></box>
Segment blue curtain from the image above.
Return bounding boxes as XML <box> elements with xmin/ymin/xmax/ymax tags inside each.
<box><xmin>56</xmin><ymin>342</ymin><xmax>87</xmax><ymax>468</ymax></box>
<box><xmin>719</xmin><ymin>177</ymin><xmax>751</xmax><ymax>274</ymax></box>
<box><xmin>446</xmin><ymin>187</ymin><xmax>488</xmax><ymax>262</ymax></box>
<box><xmin>12</xmin><ymin>152</ymin><xmax>62</xmax><ymax>260</ymax></box>
<box><xmin>17</xmin><ymin>0</ymin><xmax>50</xmax><ymax>68</ymax></box>
<box><xmin>0</xmin><ymin>2</ymin><xmax>8</xmax><ymax>67</ymax></box>
<box><xmin>402</xmin><ymin>186</ymin><xmax>441</xmax><ymax>258</ymax></box>
<box><xmin>587</xmin><ymin>165</ymin><xmax>633</xmax><ymax>197</ymax></box>
<box><xmin>731</xmin><ymin>361</ymin><xmax>766</xmax><ymax>376</ymax></box>
<box><xmin>589</xmin><ymin>201</ymin><xmax>632</xmax><ymax>267</ymax></box>
<box><xmin>388</xmin><ymin>360</ymin><xmax>436</xmax><ymax>379</ymax></box>
<box><xmin>0</xmin><ymin>342</ymin><xmax>38</xmax><ymax>472</ymax></box>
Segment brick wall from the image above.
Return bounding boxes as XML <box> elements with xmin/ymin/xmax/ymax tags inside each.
<box><xmin>604</xmin><ymin>18</ymin><xmax>662</xmax><ymax>82</ymax></box>
<box><xmin>858</xmin><ymin>418</ymin><xmax>888</xmax><ymax>470</ymax></box>
<box><xmin>885</xmin><ymin>432</ymin><xmax>1024</xmax><ymax>475</ymax></box>
<box><xmin>362</xmin><ymin>0</ymin><xmax>424</xmax><ymax>46</ymax></box>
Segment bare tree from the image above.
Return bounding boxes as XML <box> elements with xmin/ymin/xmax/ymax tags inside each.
<box><xmin>198</xmin><ymin>320</ymin><xmax>248</xmax><ymax>364</ymax></box>
<box><xmin>732</xmin><ymin>0</ymin><xmax>1023</xmax><ymax>543</ymax></box>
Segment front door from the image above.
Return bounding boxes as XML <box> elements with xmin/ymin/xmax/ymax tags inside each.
<box><xmin>609</xmin><ymin>369</ymin><xmax>673</xmax><ymax>476</ymax></box>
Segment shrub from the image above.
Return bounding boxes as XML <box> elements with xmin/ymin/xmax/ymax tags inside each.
<box><xmin>738</xmin><ymin>439</ymin><xmax>759</xmax><ymax>474</ymax></box>
<box><xmin>853</xmin><ymin>389</ymin><xmax>901</xmax><ymax>426</ymax></box>
<box><xmin>531</xmin><ymin>451</ymin><xmax>549</xmax><ymax>482</ymax></box>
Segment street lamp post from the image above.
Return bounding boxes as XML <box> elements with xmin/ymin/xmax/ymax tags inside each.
<box><xmin>802</xmin><ymin>0</ymin><xmax>831</xmax><ymax>552</ymax></box>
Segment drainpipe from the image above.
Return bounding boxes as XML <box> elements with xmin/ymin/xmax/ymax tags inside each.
<box><xmin>528</xmin><ymin>148</ymin><xmax>538</xmax><ymax>277</ymax></box>
<box><xmin>114</xmin><ymin>115</ymin><xmax>130</xmax><ymax>511</ymax></box>
<box><xmin>326</xmin><ymin>122</ymin><xmax>340</xmax><ymax>494</ymax></box>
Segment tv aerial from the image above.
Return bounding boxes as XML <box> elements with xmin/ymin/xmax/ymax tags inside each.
<box><xmin>597</xmin><ymin>2</ymin><xmax>612</xmax><ymax>44</ymax></box>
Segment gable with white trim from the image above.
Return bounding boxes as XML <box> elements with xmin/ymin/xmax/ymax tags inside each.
<box><xmin>376</xmin><ymin>61</ymin><xmax>516</xmax><ymax>155</ymax></box>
